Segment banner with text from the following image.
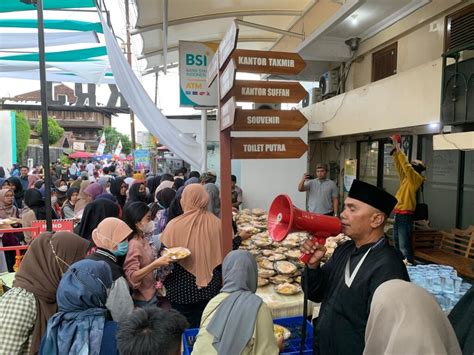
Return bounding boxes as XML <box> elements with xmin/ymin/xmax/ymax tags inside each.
<box><xmin>179</xmin><ymin>41</ymin><xmax>218</xmax><ymax>107</ymax></box>
<box><xmin>134</xmin><ymin>149</ymin><xmax>151</xmax><ymax>171</ymax></box>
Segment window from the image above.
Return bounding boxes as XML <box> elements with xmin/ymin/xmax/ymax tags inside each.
<box><xmin>372</xmin><ymin>42</ymin><xmax>397</xmax><ymax>82</ymax></box>
<box><xmin>445</xmin><ymin>4</ymin><xmax>474</xmax><ymax>52</ymax></box>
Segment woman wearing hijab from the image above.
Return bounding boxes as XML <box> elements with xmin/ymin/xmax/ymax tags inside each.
<box><xmin>61</xmin><ymin>187</ymin><xmax>79</xmax><ymax>219</ymax></box>
<box><xmin>22</xmin><ymin>189</ymin><xmax>58</xmax><ymax>244</ymax></box>
<box><xmin>151</xmin><ymin>187</ymin><xmax>176</xmax><ymax>234</ymax></box>
<box><xmin>86</xmin><ymin>218</ymin><xmax>134</xmax><ymax>322</ymax></box>
<box><xmin>75</xmin><ymin>199</ymin><xmax>120</xmax><ymax>241</ymax></box>
<box><xmin>193</xmin><ymin>251</ymin><xmax>280</xmax><ymax>355</ymax></box>
<box><xmin>155</xmin><ymin>180</ymin><xmax>175</xmax><ymax>197</ymax></box>
<box><xmin>173</xmin><ymin>177</ymin><xmax>184</xmax><ymax>191</ymax></box>
<box><xmin>83</xmin><ymin>182</ymin><xmax>106</xmax><ymax>202</ymax></box>
<box><xmin>40</xmin><ymin>259</ymin><xmax>118</xmax><ymax>355</ymax></box>
<box><xmin>6</xmin><ymin>176</ymin><xmax>25</xmax><ymax>209</ymax></box>
<box><xmin>125</xmin><ymin>182</ymin><xmax>147</xmax><ymax>205</ymax></box>
<box><xmin>28</xmin><ymin>175</ymin><xmax>41</xmax><ymax>189</ymax></box>
<box><xmin>123</xmin><ymin>202</ymin><xmax>173</xmax><ymax>307</ymax></box>
<box><xmin>110</xmin><ymin>177</ymin><xmax>128</xmax><ymax>208</ymax></box>
<box><xmin>363</xmin><ymin>279</ymin><xmax>462</xmax><ymax>355</ymax></box>
<box><xmin>0</xmin><ymin>189</ymin><xmax>20</xmax><ymax>272</ymax></box>
<box><xmin>73</xmin><ymin>179</ymin><xmax>91</xmax><ymax>218</ymax></box>
<box><xmin>0</xmin><ymin>232</ymin><xmax>90</xmax><ymax>354</ymax></box>
<box><xmin>161</xmin><ymin>184</ymin><xmax>224</xmax><ymax>327</ymax></box>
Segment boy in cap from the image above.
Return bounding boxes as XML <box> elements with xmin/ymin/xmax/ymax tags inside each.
<box><xmin>391</xmin><ymin>135</ymin><xmax>426</xmax><ymax>264</ymax></box>
<box><xmin>301</xmin><ymin>179</ymin><xmax>409</xmax><ymax>355</ymax></box>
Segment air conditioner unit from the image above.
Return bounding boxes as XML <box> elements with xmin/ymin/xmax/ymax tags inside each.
<box><xmin>319</xmin><ymin>70</ymin><xmax>339</xmax><ymax>97</ymax></box>
<box><xmin>253</xmin><ymin>103</ymin><xmax>282</xmax><ymax>110</ymax></box>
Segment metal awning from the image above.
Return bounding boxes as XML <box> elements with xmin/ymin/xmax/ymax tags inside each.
<box><xmin>133</xmin><ymin>0</ymin><xmax>315</xmax><ymax>73</ymax></box>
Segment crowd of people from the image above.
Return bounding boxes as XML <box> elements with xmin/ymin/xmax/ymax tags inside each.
<box><xmin>0</xmin><ymin>158</ymin><xmax>472</xmax><ymax>355</ymax></box>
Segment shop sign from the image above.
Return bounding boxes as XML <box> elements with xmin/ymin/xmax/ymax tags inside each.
<box><xmin>31</xmin><ymin>219</ymin><xmax>74</xmax><ymax>235</ymax></box>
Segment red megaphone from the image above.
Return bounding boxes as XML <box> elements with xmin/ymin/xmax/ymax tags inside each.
<box><xmin>267</xmin><ymin>194</ymin><xmax>342</xmax><ymax>264</ymax></box>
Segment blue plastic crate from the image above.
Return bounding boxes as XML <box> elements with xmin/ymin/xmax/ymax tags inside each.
<box><xmin>182</xmin><ymin>315</ymin><xmax>313</xmax><ymax>355</ymax></box>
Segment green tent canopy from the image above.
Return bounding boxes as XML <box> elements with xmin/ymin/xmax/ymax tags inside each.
<box><xmin>0</xmin><ymin>0</ymin><xmax>95</xmax><ymax>13</ymax></box>
<box><xmin>1</xmin><ymin>46</ymin><xmax>107</xmax><ymax>62</ymax></box>
<box><xmin>0</xmin><ymin>19</ymin><xmax>103</xmax><ymax>32</ymax></box>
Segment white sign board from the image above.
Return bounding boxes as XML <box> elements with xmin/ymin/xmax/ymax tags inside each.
<box><xmin>73</xmin><ymin>142</ymin><xmax>85</xmax><ymax>151</ymax></box>
<box><xmin>179</xmin><ymin>41</ymin><xmax>218</xmax><ymax>107</ymax></box>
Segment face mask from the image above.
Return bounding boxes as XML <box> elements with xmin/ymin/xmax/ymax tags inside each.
<box><xmin>142</xmin><ymin>221</ymin><xmax>155</xmax><ymax>234</ymax></box>
<box><xmin>113</xmin><ymin>241</ymin><xmax>129</xmax><ymax>256</ymax></box>
<box><xmin>106</xmin><ymin>187</ymin><xmax>111</xmax><ymax>194</ymax></box>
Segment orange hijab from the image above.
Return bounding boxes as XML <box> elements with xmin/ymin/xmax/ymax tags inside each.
<box><xmin>161</xmin><ymin>184</ymin><xmax>223</xmax><ymax>287</ymax></box>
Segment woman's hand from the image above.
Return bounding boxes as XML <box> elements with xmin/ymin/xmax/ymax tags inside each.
<box><xmin>153</xmin><ymin>255</ymin><xmax>173</xmax><ymax>268</ymax></box>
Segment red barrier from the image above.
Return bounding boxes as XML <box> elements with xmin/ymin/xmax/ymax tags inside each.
<box><xmin>0</xmin><ymin>226</ymin><xmax>41</xmax><ymax>271</ymax></box>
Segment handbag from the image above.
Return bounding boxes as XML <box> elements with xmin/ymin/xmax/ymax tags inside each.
<box><xmin>414</xmin><ymin>184</ymin><xmax>428</xmax><ymax>221</ymax></box>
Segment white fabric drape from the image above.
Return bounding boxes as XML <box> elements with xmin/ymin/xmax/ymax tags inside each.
<box><xmin>0</xmin><ymin>59</ymin><xmax>109</xmax><ymax>83</ymax></box>
<box><xmin>0</xmin><ymin>70</ymin><xmax>115</xmax><ymax>84</ymax></box>
<box><xmin>98</xmin><ymin>11</ymin><xmax>202</xmax><ymax>168</ymax></box>
<box><xmin>0</xmin><ymin>31</ymin><xmax>98</xmax><ymax>49</ymax></box>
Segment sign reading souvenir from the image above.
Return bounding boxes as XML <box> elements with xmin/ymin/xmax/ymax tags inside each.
<box><xmin>31</xmin><ymin>219</ymin><xmax>75</xmax><ymax>235</ymax></box>
<box><xmin>231</xmin><ymin>49</ymin><xmax>305</xmax><ymax>76</ymax></box>
<box><xmin>232</xmin><ymin>109</ymin><xmax>307</xmax><ymax>131</ymax></box>
<box><xmin>133</xmin><ymin>149</ymin><xmax>151</xmax><ymax>170</ymax></box>
<box><xmin>179</xmin><ymin>41</ymin><xmax>218</xmax><ymax>107</ymax></box>
<box><xmin>230</xmin><ymin>80</ymin><xmax>307</xmax><ymax>103</ymax></box>
<box><xmin>231</xmin><ymin>137</ymin><xmax>308</xmax><ymax>159</ymax></box>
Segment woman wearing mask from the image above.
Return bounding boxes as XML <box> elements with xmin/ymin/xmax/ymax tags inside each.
<box><xmin>6</xmin><ymin>176</ymin><xmax>25</xmax><ymax>209</ymax></box>
<box><xmin>40</xmin><ymin>259</ymin><xmax>118</xmax><ymax>355</ymax></box>
<box><xmin>61</xmin><ymin>187</ymin><xmax>79</xmax><ymax>219</ymax></box>
<box><xmin>110</xmin><ymin>177</ymin><xmax>128</xmax><ymax>209</ymax></box>
<box><xmin>21</xmin><ymin>189</ymin><xmax>58</xmax><ymax>244</ymax></box>
<box><xmin>86</xmin><ymin>217</ymin><xmax>134</xmax><ymax>322</ymax></box>
<box><xmin>161</xmin><ymin>184</ymin><xmax>224</xmax><ymax>327</ymax></box>
<box><xmin>123</xmin><ymin>202</ymin><xmax>173</xmax><ymax>307</ymax></box>
<box><xmin>83</xmin><ymin>183</ymin><xmax>106</xmax><ymax>203</ymax></box>
<box><xmin>193</xmin><ymin>250</ymin><xmax>281</xmax><ymax>355</ymax></box>
<box><xmin>125</xmin><ymin>182</ymin><xmax>147</xmax><ymax>206</ymax></box>
<box><xmin>0</xmin><ymin>232</ymin><xmax>90</xmax><ymax>354</ymax></box>
<box><xmin>75</xmin><ymin>199</ymin><xmax>120</xmax><ymax>241</ymax></box>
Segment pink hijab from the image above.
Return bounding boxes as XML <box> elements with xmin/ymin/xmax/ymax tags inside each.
<box><xmin>161</xmin><ymin>184</ymin><xmax>223</xmax><ymax>287</ymax></box>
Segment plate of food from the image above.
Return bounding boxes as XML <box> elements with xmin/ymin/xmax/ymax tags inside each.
<box><xmin>273</xmin><ymin>324</ymin><xmax>291</xmax><ymax>340</ymax></box>
<box><xmin>274</xmin><ymin>261</ymin><xmax>298</xmax><ymax>275</ymax></box>
<box><xmin>274</xmin><ymin>282</ymin><xmax>302</xmax><ymax>295</ymax></box>
<box><xmin>257</xmin><ymin>277</ymin><xmax>270</xmax><ymax>287</ymax></box>
<box><xmin>162</xmin><ymin>247</ymin><xmax>191</xmax><ymax>260</ymax></box>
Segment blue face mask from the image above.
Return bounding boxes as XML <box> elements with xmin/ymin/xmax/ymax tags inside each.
<box><xmin>113</xmin><ymin>241</ymin><xmax>129</xmax><ymax>256</ymax></box>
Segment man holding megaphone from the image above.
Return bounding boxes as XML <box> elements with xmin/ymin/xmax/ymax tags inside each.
<box><xmin>301</xmin><ymin>179</ymin><xmax>409</xmax><ymax>355</ymax></box>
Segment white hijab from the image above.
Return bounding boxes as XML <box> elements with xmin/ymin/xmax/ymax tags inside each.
<box><xmin>364</xmin><ymin>280</ymin><xmax>461</xmax><ymax>355</ymax></box>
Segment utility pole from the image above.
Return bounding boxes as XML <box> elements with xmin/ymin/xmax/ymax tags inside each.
<box><xmin>23</xmin><ymin>0</ymin><xmax>53</xmax><ymax>231</ymax></box>
<box><xmin>125</xmin><ymin>0</ymin><xmax>136</xmax><ymax>150</ymax></box>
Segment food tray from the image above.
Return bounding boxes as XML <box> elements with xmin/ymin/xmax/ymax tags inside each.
<box><xmin>182</xmin><ymin>316</ymin><xmax>313</xmax><ymax>355</ymax></box>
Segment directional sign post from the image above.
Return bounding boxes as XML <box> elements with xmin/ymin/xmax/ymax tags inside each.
<box><xmin>232</xmin><ymin>109</ymin><xmax>307</xmax><ymax>131</ymax></box>
<box><xmin>232</xmin><ymin>49</ymin><xmax>306</xmax><ymax>75</ymax></box>
<box><xmin>230</xmin><ymin>80</ymin><xmax>307</xmax><ymax>103</ymax></box>
<box><xmin>220</xmin><ymin>97</ymin><xmax>236</xmax><ymax>130</ymax></box>
<box><xmin>231</xmin><ymin>137</ymin><xmax>308</xmax><ymax>159</ymax></box>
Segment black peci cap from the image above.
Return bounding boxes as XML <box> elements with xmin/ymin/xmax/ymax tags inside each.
<box><xmin>348</xmin><ymin>180</ymin><xmax>398</xmax><ymax>215</ymax></box>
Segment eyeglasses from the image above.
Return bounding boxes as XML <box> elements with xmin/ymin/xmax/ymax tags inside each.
<box><xmin>49</xmin><ymin>239</ymin><xmax>70</xmax><ymax>276</ymax></box>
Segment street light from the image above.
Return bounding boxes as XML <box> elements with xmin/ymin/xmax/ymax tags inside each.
<box><xmin>19</xmin><ymin>0</ymin><xmax>53</xmax><ymax>231</ymax></box>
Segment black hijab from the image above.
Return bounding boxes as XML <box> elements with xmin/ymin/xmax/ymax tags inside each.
<box><xmin>7</xmin><ymin>176</ymin><xmax>24</xmax><ymax>208</ymax></box>
<box><xmin>146</xmin><ymin>176</ymin><xmax>161</xmax><ymax>203</ymax></box>
<box><xmin>109</xmin><ymin>176</ymin><xmax>127</xmax><ymax>208</ymax></box>
<box><xmin>74</xmin><ymin>199</ymin><xmax>120</xmax><ymax>241</ymax></box>
<box><xmin>127</xmin><ymin>182</ymin><xmax>147</xmax><ymax>204</ymax></box>
<box><xmin>23</xmin><ymin>188</ymin><xmax>58</xmax><ymax>220</ymax></box>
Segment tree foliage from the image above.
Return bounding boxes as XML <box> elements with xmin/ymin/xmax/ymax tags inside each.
<box><xmin>15</xmin><ymin>112</ymin><xmax>31</xmax><ymax>164</ymax></box>
<box><xmin>98</xmin><ymin>126</ymin><xmax>132</xmax><ymax>155</ymax></box>
<box><xmin>35</xmin><ymin>117</ymin><xmax>65</xmax><ymax>145</ymax></box>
